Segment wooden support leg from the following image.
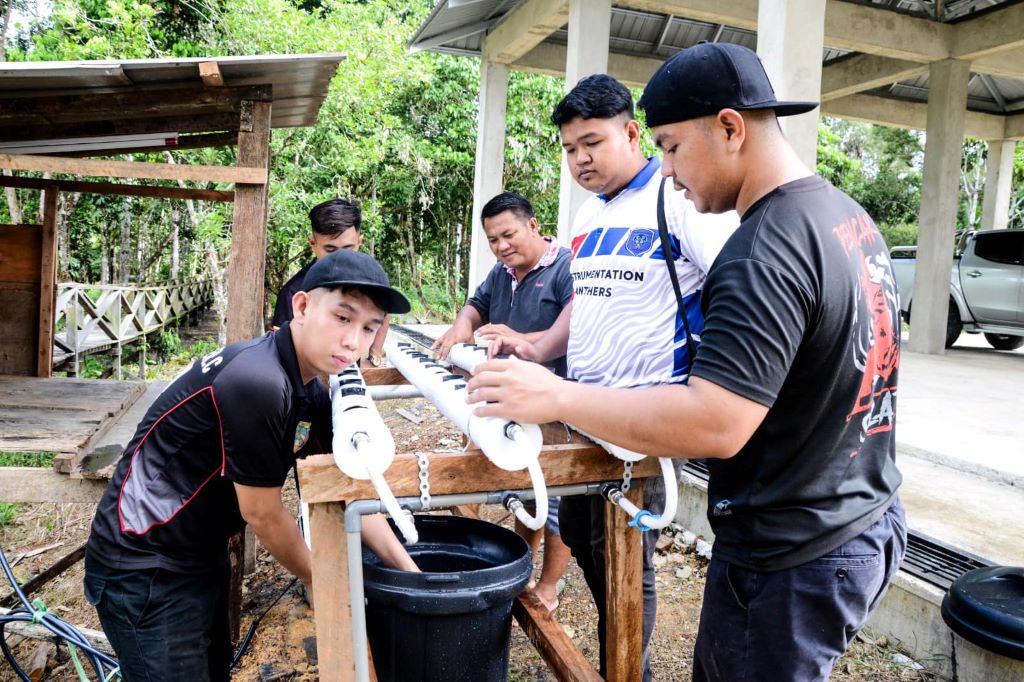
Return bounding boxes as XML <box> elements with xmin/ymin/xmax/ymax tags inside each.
<box><xmin>227</xmin><ymin>530</ymin><xmax>245</xmax><ymax>643</ymax></box>
<box><xmin>311</xmin><ymin>502</ymin><xmax>355</xmax><ymax>682</ymax></box>
<box><xmin>604</xmin><ymin>479</ymin><xmax>645</xmax><ymax>682</ymax></box>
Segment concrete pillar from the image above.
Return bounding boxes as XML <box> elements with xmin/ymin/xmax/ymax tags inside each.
<box><xmin>556</xmin><ymin>0</ymin><xmax>611</xmax><ymax>244</ymax></box>
<box><xmin>908</xmin><ymin>59</ymin><xmax>971</xmax><ymax>356</ymax></box>
<box><xmin>468</xmin><ymin>57</ymin><xmax>509</xmax><ymax>289</ymax></box>
<box><xmin>756</xmin><ymin>0</ymin><xmax>826</xmax><ymax>168</ymax></box>
<box><xmin>981</xmin><ymin>139</ymin><xmax>1017</xmax><ymax>230</ymax></box>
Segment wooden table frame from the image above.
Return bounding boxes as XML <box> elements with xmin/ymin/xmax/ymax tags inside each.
<box><xmin>296</xmin><ymin>369</ymin><xmax>661</xmax><ymax>681</ymax></box>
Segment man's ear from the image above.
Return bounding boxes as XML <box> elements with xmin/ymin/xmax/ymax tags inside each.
<box><xmin>307</xmin><ymin>234</ymin><xmax>317</xmax><ymax>250</ymax></box>
<box><xmin>625</xmin><ymin>118</ymin><xmax>642</xmax><ymax>146</ymax></box>
<box><xmin>717</xmin><ymin>109</ymin><xmax>746</xmax><ymax>152</ymax></box>
<box><xmin>291</xmin><ymin>290</ymin><xmax>311</xmax><ymax>324</ymax></box>
<box><xmin>527</xmin><ymin>217</ymin><xmax>541</xmax><ymax>234</ymax></box>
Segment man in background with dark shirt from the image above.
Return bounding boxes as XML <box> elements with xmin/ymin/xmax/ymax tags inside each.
<box><xmin>85</xmin><ymin>250</ymin><xmax>418</xmax><ymax>682</ymax></box>
<box><xmin>433</xmin><ymin>191</ymin><xmax>573</xmax><ymax>612</ymax></box>
<box><xmin>272</xmin><ymin>198</ymin><xmax>389</xmax><ymax>368</ymax></box>
<box><xmin>467</xmin><ymin>43</ymin><xmax>906</xmax><ymax>682</ymax></box>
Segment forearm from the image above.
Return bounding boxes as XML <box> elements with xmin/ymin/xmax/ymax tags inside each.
<box><xmin>550</xmin><ymin>378</ymin><xmax>752</xmax><ymax>459</ymax></box>
<box><xmin>369</xmin><ymin>317</ymin><xmax>390</xmax><ymax>357</ymax></box>
<box><xmin>362</xmin><ymin>513</ymin><xmax>419</xmax><ymax>571</ymax></box>
<box><xmin>454</xmin><ymin>305</ymin><xmax>483</xmax><ymax>333</ymax></box>
<box><xmin>248</xmin><ymin>511</ymin><xmax>312</xmax><ymax>586</ymax></box>
<box><xmin>531</xmin><ymin>304</ymin><xmax>571</xmax><ymax>362</ymax></box>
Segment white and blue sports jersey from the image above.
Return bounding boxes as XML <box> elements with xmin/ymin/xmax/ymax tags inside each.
<box><xmin>568</xmin><ymin>157</ymin><xmax>738</xmax><ymax>388</ymax></box>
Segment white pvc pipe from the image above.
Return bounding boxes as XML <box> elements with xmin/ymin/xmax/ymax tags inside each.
<box><xmin>367</xmin><ymin>384</ymin><xmax>422</xmax><ymax>400</ymax></box>
<box><xmin>387</xmin><ymin>339</ymin><xmax>548</xmax><ymax>530</ymax></box>
<box><xmin>330</xmin><ymin>365</ymin><xmax>418</xmax><ymax>544</ymax></box>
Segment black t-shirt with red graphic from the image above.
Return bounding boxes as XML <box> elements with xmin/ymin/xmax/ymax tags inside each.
<box><xmin>690</xmin><ymin>176</ymin><xmax>902</xmax><ymax>571</ymax></box>
<box><xmin>86</xmin><ymin>323</ymin><xmax>331</xmax><ymax>574</ymax></box>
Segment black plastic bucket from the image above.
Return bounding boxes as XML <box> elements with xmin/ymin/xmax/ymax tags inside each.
<box><xmin>362</xmin><ymin>514</ymin><xmax>532</xmax><ymax>682</ymax></box>
<box><xmin>942</xmin><ymin>565</ymin><xmax>1024</xmax><ymax>660</ymax></box>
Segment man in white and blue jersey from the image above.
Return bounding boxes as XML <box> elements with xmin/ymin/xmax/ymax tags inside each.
<box><xmin>490</xmin><ymin>74</ymin><xmax>737</xmax><ymax>681</ymax></box>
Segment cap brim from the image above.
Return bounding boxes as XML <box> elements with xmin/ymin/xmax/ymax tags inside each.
<box><xmin>317</xmin><ymin>279</ymin><xmax>412</xmax><ymax>315</ymax></box>
<box><xmin>738</xmin><ymin>100</ymin><xmax>819</xmax><ymax>117</ymax></box>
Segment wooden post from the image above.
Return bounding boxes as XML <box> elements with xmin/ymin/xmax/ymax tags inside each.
<box><xmin>310</xmin><ymin>502</ymin><xmax>355</xmax><ymax>682</ymax></box>
<box><xmin>605</xmin><ymin>479</ymin><xmax>645</xmax><ymax>682</ymax></box>
<box><xmin>37</xmin><ymin>185</ymin><xmax>58</xmax><ymax>377</ymax></box>
<box><xmin>225</xmin><ymin>97</ymin><xmax>271</xmax><ymax>344</ymax></box>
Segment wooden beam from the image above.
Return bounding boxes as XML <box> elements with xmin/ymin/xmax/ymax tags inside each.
<box><xmin>37</xmin><ymin>185</ymin><xmax>58</xmax><ymax>377</ymax></box>
<box><xmin>226</xmin><ymin>98</ymin><xmax>272</xmax><ymax>343</ymax></box>
<box><xmin>360</xmin><ymin>367</ymin><xmax>409</xmax><ymax>386</ymax></box>
<box><xmin>0</xmin><ymin>153</ymin><xmax>266</xmax><ymax>185</ymax></box>
<box><xmin>310</xmin><ymin>502</ymin><xmax>357</xmax><ymax>682</ymax></box>
<box><xmin>0</xmin><ymin>468</ymin><xmax>106</xmax><ymax>503</ymax></box>
<box><xmin>0</xmin><ymin>607</ymin><xmax>114</xmax><ymax>656</ymax></box>
<box><xmin>199</xmin><ymin>61</ymin><xmax>225</xmax><ymax>87</ymax></box>
<box><xmin>0</xmin><ymin>84</ymin><xmax>269</xmax><ymax>127</ymax></box>
<box><xmin>0</xmin><ymin>112</ymin><xmax>244</xmax><ymax>143</ymax></box>
<box><xmin>0</xmin><ymin>174</ymin><xmax>234</xmax><ymax>203</ymax></box>
<box><xmin>513</xmin><ymin>591</ymin><xmax>603</xmax><ymax>681</ymax></box>
<box><xmin>604</xmin><ymin>480</ymin><xmax>645</xmax><ymax>682</ymax></box>
<box><xmin>59</xmin><ymin>132</ymin><xmax>239</xmax><ymax>158</ymax></box>
<box><xmin>297</xmin><ymin>446</ymin><xmax>662</xmax><ymax>504</ymax></box>
<box><xmin>0</xmin><ymin>542</ymin><xmax>86</xmax><ymax>608</ymax></box>
<box><xmin>482</xmin><ymin>0</ymin><xmax>569</xmax><ymax>65</ymax></box>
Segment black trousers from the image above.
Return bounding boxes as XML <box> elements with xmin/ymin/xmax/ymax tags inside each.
<box><xmin>693</xmin><ymin>496</ymin><xmax>907</xmax><ymax>682</ymax></box>
<box><xmin>559</xmin><ymin>475</ymin><xmax>665</xmax><ymax>682</ymax></box>
<box><xmin>84</xmin><ymin>553</ymin><xmax>232</xmax><ymax>682</ymax></box>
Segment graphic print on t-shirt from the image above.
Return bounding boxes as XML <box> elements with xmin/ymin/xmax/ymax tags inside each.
<box><xmin>832</xmin><ymin>212</ymin><xmax>900</xmax><ymax>455</ymax></box>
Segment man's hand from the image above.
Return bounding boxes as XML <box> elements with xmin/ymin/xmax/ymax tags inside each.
<box><xmin>432</xmin><ymin>320</ymin><xmax>474</xmax><ymax>360</ymax></box>
<box><xmin>466</xmin><ymin>357</ymin><xmax>565</xmax><ymax>424</ymax></box>
<box><xmin>475</xmin><ymin>323</ymin><xmax>525</xmax><ymax>341</ymax></box>
<box><xmin>487</xmin><ymin>335</ymin><xmax>542</xmax><ymax>362</ymax></box>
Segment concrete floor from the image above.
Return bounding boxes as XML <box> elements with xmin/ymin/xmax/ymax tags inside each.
<box><xmin>898</xmin><ymin>331</ymin><xmax>1024</xmax><ymax>566</ymax></box>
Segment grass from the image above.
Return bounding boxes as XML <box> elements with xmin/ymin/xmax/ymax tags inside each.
<box><xmin>0</xmin><ymin>452</ymin><xmax>57</xmax><ymax>468</ymax></box>
<box><xmin>0</xmin><ymin>503</ymin><xmax>18</xmax><ymax>529</ymax></box>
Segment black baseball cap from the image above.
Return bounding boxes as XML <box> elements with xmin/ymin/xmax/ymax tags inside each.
<box><xmin>639</xmin><ymin>43</ymin><xmax>818</xmax><ymax>128</ymax></box>
<box><xmin>301</xmin><ymin>250</ymin><xmax>411</xmax><ymax>314</ymax></box>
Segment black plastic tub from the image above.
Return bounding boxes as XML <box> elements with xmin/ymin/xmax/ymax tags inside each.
<box><xmin>362</xmin><ymin>514</ymin><xmax>532</xmax><ymax>682</ymax></box>
<box><xmin>942</xmin><ymin>565</ymin><xmax>1024</xmax><ymax>660</ymax></box>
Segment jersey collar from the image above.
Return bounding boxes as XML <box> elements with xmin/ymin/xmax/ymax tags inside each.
<box><xmin>273</xmin><ymin>322</ymin><xmax>310</xmax><ymax>401</ymax></box>
<box><xmin>597</xmin><ymin>156</ymin><xmax>659</xmax><ymax>203</ymax></box>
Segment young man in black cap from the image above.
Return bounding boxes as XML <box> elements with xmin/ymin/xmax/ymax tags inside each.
<box><xmin>272</xmin><ymin>198</ymin><xmax>389</xmax><ymax>369</ymax></box>
<box><xmin>468</xmin><ymin>43</ymin><xmax>905</xmax><ymax>682</ymax></box>
<box><xmin>84</xmin><ymin>249</ymin><xmax>418</xmax><ymax>681</ymax></box>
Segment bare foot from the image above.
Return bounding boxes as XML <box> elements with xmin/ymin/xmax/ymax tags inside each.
<box><xmin>532</xmin><ymin>585</ymin><xmax>560</xmax><ymax>613</ymax></box>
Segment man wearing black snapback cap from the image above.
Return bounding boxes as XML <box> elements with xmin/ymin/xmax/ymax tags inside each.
<box><xmin>468</xmin><ymin>43</ymin><xmax>905</xmax><ymax>681</ymax></box>
<box><xmin>84</xmin><ymin>249</ymin><xmax>418</xmax><ymax>681</ymax></box>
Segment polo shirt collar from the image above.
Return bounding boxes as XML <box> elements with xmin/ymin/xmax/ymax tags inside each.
<box><xmin>597</xmin><ymin>156</ymin><xmax>659</xmax><ymax>202</ymax></box>
<box><xmin>273</xmin><ymin>322</ymin><xmax>310</xmax><ymax>401</ymax></box>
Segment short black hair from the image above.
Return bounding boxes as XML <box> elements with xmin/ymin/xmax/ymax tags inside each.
<box><xmin>481</xmin><ymin>192</ymin><xmax>534</xmax><ymax>225</ymax></box>
<box><xmin>551</xmin><ymin>74</ymin><xmax>634</xmax><ymax>127</ymax></box>
<box><xmin>309</xmin><ymin>198</ymin><xmax>361</xmax><ymax>237</ymax></box>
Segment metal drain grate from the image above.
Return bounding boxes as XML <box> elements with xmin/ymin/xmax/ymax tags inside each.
<box><xmin>678</xmin><ymin>460</ymin><xmax>990</xmax><ymax>590</ymax></box>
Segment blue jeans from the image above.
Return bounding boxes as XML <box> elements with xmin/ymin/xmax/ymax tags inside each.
<box><xmin>693</xmin><ymin>496</ymin><xmax>907</xmax><ymax>682</ymax></box>
<box><xmin>83</xmin><ymin>553</ymin><xmax>232</xmax><ymax>682</ymax></box>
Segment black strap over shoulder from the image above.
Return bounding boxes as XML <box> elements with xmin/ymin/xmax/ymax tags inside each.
<box><xmin>656</xmin><ymin>178</ymin><xmax>698</xmax><ymax>359</ymax></box>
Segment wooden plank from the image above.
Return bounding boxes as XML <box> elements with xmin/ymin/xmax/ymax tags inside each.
<box><xmin>310</xmin><ymin>502</ymin><xmax>356</xmax><ymax>682</ymax></box>
<box><xmin>0</xmin><ymin>224</ymin><xmax>42</xmax><ymax>282</ymax></box>
<box><xmin>0</xmin><ymin>542</ymin><xmax>86</xmax><ymax>608</ymax></box>
<box><xmin>60</xmin><ymin>131</ymin><xmax>239</xmax><ymax>158</ymax></box>
<box><xmin>513</xmin><ymin>591</ymin><xmax>603</xmax><ymax>682</ymax></box>
<box><xmin>0</xmin><ymin>376</ymin><xmax>145</xmax><ymax>412</ymax></box>
<box><xmin>0</xmin><ymin>174</ymin><xmax>235</xmax><ymax>202</ymax></box>
<box><xmin>0</xmin><ymin>285</ymin><xmax>39</xmax><ymax>376</ymax></box>
<box><xmin>0</xmin><ymin>607</ymin><xmax>113</xmax><ymax>657</ymax></box>
<box><xmin>297</xmin><ymin>445</ymin><xmax>661</xmax><ymax>504</ymax></box>
<box><xmin>37</xmin><ymin>186</ymin><xmax>58</xmax><ymax>377</ymax></box>
<box><xmin>73</xmin><ymin>380</ymin><xmax>168</xmax><ymax>479</ymax></box>
<box><xmin>605</xmin><ymin>479</ymin><xmax>645</xmax><ymax>682</ymax></box>
<box><xmin>199</xmin><ymin>61</ymin><xmax>225</xmax><ymax>87</ymax></box>
<box><xmin>0</xmin><ymin>153</ymin><xmax>266</xmax><ymax>185</ymax></box>
<box><xmin>0</xmin><ymin>409</ymin><xmax>107</xmax><ymax>454</ymax></box>
<box><xmin>360</xmin><ymin>367</ymin><xmax>408</xmax><ymax>386</ymax></box>
<box><xmin>0</xmin><ymin>467</ymin><xmax>106</xmax><ymax>503</ymax></box>
<box><xmin>0</xmin><ymin>111</ymin><xmax>244</xmax><ymax>143</ymax></box>
<box><xmin>225</xmin><ymin>99</ymin><xmax>271</xmax><ymax>343</ymax></box>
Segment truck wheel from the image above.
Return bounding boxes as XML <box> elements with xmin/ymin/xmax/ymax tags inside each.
<box><xmin>945</xmin><ymin>300</ymin><xmax>963</xmax><ymax>348</ymax></box>
<box><xmin>983</xmin><ymin>333</ymin><xmax>1024</xmax><ymax>351</ymax></box>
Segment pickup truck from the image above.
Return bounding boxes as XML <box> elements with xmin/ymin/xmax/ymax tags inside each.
<box><xmin>890</xmin><ymin>229</ymin><xmax>1024</xmax><ymax>350</ymax></box>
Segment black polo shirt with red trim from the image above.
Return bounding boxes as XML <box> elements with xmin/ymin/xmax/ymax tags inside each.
<box><xmin>86</xmin><ymin>323</ymin><xmax>330</xmax><ymax>574</ymax></box>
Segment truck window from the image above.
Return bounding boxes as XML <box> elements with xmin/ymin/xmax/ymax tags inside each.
<box><xmin>972</xmin><ymin>231</ymin><xmax>1024</xmax><ymax>266</ymax></box>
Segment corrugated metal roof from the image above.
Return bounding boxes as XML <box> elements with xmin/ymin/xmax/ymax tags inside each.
<box><xmin>410</xmin><ymin>0</ymin><xmax>1024</xmax><ymax>116</ymax></box>
<box><xmin>0</xmin><ymin>53</ymin><xmax>345</xmax><ymax>132</ymax></box>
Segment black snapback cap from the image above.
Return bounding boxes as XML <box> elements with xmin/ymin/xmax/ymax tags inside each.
<box><xmin>301</xmin><ymin>250</ymin><xmax>411</xmax><ymax>315</ymax></box>
<box><xmin>639</xmin><ymin>43</ymin><xmax>818</xmax><ymax>128</ymax></box>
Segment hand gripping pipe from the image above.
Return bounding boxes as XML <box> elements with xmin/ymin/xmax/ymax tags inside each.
<box><xmin>386</xmin><ymin>339</ymin><xmax>549</xmax><ymax>530</ymax></box>
<box><xmin>330</xmin><ymin>363</ymin><xmax>418</xmax><ymax>544</ymax></box>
